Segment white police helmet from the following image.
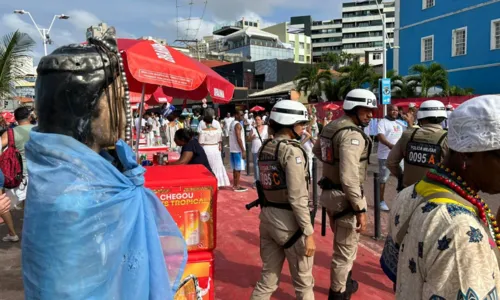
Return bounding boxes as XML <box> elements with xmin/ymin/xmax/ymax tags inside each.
<box><xmin>343</xmin><ymin>89</ymin><xmax>378</xmax><ymax>111</ymax></box>
<box><xmin>417</xmin><ymin>100</ymin><xmax>447</xmax><ymax>120</ymax></box>
<box><xmin>270</xmin><ymin>100</ymin><xmax>309</xmax><ymax>126</ymax></box>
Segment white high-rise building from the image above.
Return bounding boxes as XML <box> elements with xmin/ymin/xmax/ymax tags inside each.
<box><xmin>310</xmin><ymin>19</ymin><xmax>343</xmax><ymax>61</ymax></box>
<box><xmin>341</xmin><ymin>0</ymin><xmax>395</xmax><ymax>65</ymax></box>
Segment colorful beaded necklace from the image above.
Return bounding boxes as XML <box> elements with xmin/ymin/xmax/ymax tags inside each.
<box><xmin>426</xmin><ymin>164</ymin><xmax>500</xmax><ymax>249</ymax></box>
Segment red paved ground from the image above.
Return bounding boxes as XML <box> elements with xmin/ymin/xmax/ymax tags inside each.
<box><xmin>214</xmin><ymin>173</ymin><xmax>395</xmax><ymax>300</ymax></box>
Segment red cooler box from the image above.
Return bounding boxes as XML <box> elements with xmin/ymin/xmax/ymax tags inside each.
<box><xmin>175</xmin><ymin>251</ymin><xmax>214</xmax><ymax>300</ymax></box>
<box><xmin>145</xmin><ymin>165</ymin><xmax>217</xmax><ymax>251</ymax></box>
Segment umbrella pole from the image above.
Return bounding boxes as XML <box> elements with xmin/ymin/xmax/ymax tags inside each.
<box><xmin>135</xmin><ymin>83</ymin><xmax>146</xmax><ymax>157</ymax></box>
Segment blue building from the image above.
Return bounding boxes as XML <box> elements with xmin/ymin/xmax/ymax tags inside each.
<box><xmin>394</xmin><ymin>0</ymin><xmax>500</xmax><ymax>94</ymax></box>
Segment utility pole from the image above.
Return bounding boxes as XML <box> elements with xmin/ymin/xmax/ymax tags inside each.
<box><xmin>382</xmin><ymin>13</ymin><xmax>387</xmax><ymax>116</ymax></box>
<box><xmin>375</xmin><ymin>0</ymin><xmax>389</xmax><ymax>116</ymax></box>
<box><xmin>13</xmin><ymin>10</ymin><xmax>70</xmax><ymax>56</ymax></box>
<box><xmin>175</xmin><ymin>39</ymin><xmax>201</xmax><ymax>61</ymax></box>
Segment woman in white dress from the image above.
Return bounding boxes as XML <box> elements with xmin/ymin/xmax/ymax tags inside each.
<box><xmin>199</xmin><ymin>115</ymin><xmax>230</xmax><ymax>188</ymax></box>
<box><xmin>248</xmin><ymin>115</ymin><xmax>269</xmax><ymax>188</ymax></box>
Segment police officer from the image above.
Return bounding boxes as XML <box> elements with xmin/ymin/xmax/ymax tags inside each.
<box><xmin>386</xmin><ymin>100</ymin><xmax>449</xmax><ymax>189</ymax></box>
<box><xmin>251</xmin><ymin>100</ymin><xmax>315</xmax><ymax>300</ymax></box>
<box><xmin>313</xmin><ymin>89</ymin><xmax>376</xmax><ymax>300</ymax></box>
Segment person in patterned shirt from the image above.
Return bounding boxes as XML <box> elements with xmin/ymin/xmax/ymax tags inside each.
<box><xmin>381</xmin><ymin>95</ymin><xmax>500</xmax><ymax>299</ymax></box>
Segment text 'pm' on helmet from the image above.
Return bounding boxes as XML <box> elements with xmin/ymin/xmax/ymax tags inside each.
<box><xmin>343</xmin><ymin>89</ymin><xmax>378</xmax><ymax>111</ymax></box>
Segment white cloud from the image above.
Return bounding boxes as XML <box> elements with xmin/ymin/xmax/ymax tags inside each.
<box><xmin>152</xmin><ymin>10</ymin><xmax>276</xmax><ymax>43</ymax></box>
<box><xmin>1</xmin><ymin>14</ymin><xmax>41</xmax><ymax>41</ymax></box>
<box><xmin>66</xmin><ymin>9</ymin><xmax>101</xmax><ymax>31</ymax></box>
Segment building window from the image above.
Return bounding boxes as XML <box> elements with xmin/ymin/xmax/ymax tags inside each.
<box><xmin>299</xmin><ymin>42</ymin><xmax>305</xmax><ymax>49</ymax></box>
<box><xmin>492</xmin><ymin>19</ymin><xmax>500</xmax><ymax>50</ymax></box>
<box><xmin>290</xmin><ymin>41</ymin><xmax>295</xmax><ymax>48</ymax></box>
<box><xmin>423</xmin><ymin>0</ymin><xmax>435</xmax><ymax>9</ymax></box>
<box><xmin>421</xmin><ymin>35</ymin><xmax>434</xmax><ymax>62</ymax></box>
<box><xmin>452</xmin><ymin>27</ymin><xmax>467</xmax><ymax>57</ymax></box>
<box><xmin>373</xmin><ymin>53</ymin><xmax>381</xmax><ymax>60</ymax></box>
<box><xmin>299</xmin><ymin>55</ymin><xmax>305</xmax><ymax>61</ymax></box>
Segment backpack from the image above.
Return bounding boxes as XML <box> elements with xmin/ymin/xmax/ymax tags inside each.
<box><xmin>0</xmin><ymin>128</ymin><xmax>23</xmax><ymax>188</ymax></box>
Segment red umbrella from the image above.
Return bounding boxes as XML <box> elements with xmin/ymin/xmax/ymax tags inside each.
<box><xmin>1</xmin><ymin>111</ymin><xmax>15</xmax><ymax>123</ymax></box>
<box><xmin>129</xmin><ymin>91</ymin><xmax>152</xmax><ymax>104</ymax></box>
<box><xmin>323</xmin><ymin>103</ymin><xmax>340</xmax><ymax>111</ymax></box>
<box><xmin>147</xmin><ymin>88</ymin><xmax>173</xmax><ymax>105</ymax></box>
<box><xmin>117</xmin><ymin>39</ymin><xmax>234</xmax><ymax>103</ymax></box>
<box><xmin>250</xmin><ymin>105</ymin><xmax>265</xmax><ymax>112</ymax></box>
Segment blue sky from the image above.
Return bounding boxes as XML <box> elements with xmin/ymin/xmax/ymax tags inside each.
<box><xmin>0</xmin><ymin>0</ymin><xmax>348</xmax><ymax>62</ymax></box>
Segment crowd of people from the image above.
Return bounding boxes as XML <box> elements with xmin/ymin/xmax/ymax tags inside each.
<box><xmin>0</xmin><ymin>107</ymin><xmax>36</xmax><ymax>242</ymax></box>
<box><xmin>2</xmin><ymin>90</ymin><xmax>500</xmax><ymax>300</ymax></box>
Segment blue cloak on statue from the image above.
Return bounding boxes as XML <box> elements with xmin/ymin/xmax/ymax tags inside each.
<box><xmin>22</xmin><ymin>130</ymin><xmax>187</xmax><ymax>300</ymax></box>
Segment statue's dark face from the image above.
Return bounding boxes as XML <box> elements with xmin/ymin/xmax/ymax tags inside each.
<box><xmin>90</xmin><ymin>77</ymin><xmax>127</xmax><ymax>151</ymax></box>
<box><xmin>35</xmin><ymin>36</ymin><xmax>129</xmax><ymax>152</ymax></box>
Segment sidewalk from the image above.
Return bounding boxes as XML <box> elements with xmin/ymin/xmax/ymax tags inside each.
<box><xmin>216</xmin><ymin>172</ymin><xmax>395</xmax><ymax>299</ymax></box>
<box><xmin>0</xmin><ymin>210</ymin><xmax>24</xmax><ymax>300</ymax></box>
<box><xmin>0</xmin><ymin>156</ymin><xmax>397</xmax><ymax>300</ymax></box>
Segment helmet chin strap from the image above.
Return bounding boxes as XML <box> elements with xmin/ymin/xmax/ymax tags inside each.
<box><xmin>292</xmin><ymin>130</ymin><xmax>301</xmax><ymax>140</ymax></box>
<box><xmin>353</xmin><ymin>112</ymin><xmax>369</xmax><ymax>128</ymax></box>
<box><xmin>286</xmin><ymin>125</ymin><xmax>302</xmax><ymax>140</ymax></box>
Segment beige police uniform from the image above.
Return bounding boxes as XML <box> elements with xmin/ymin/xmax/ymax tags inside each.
<box><xmin>386</xmin><ymin>124</ymin><xmax>448</xmax><ymax>188</ymax></box>
<box><xmin>251</xmin><ymin>135</ymin><xmax>314</xmax><ymax>300</ymax></box>
<box><xmin>312</xmin><ymin>115</ymin><xmax>371</xmax><ymax>293</ymax></box>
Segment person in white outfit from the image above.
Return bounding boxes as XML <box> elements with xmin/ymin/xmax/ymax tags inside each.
<box><xmin>197</xmin><ymin>108</ymin><xmax>221</xmax><ymax>132</ymax></box>
<box><xmin>377</xmin><ymin>105</ymin><xmax>404</xmax><ymax>211</ymax></box>
<box><xmin>301</xmin><ymin>122</ymin><xmax>315</xmax><ymax>177</ymax></box>
<box><xmin>144</xmin><ymin>113</ymin><xmax>155</xmax><ymax>147</ymax></box>
<box><xmin>223</xmin><ymin>113</ymin><xmax>234</xmax><ymax>137</ymax></box>
<box><xmin>248</xmin><ymin>115</ymin><xmax>269</xmax><ymax>187</ymax></box>
<box><xmin>165</xmin><ymin>114</ymin><xmax>180</xmax><ymax>153</ymax></box>
<box><xmin>199</xmin><ymin>115</ymin><xmax>230</xmax><ymax>188</ymax></box>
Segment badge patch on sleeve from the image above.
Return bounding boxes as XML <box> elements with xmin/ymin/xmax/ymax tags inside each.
<box><xmin>296</xmin><ymin>157</ymin><xmax>303</xmax><ymax>164</ymax></box>
<box><xmin>351</xmin><ymin>139</ymin><xmax>360</xmax><ymax>145</ymax></box>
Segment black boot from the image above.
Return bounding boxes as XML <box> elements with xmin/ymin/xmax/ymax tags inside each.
<box><xmin>345</xmin><ymin>271</ymin><xmax>359</xmax><ymax>300</ymax></box>
<box><xmin>328</xmin><ymin>289</ymin><xmax>346</xmax><ymax>300</ymax></box>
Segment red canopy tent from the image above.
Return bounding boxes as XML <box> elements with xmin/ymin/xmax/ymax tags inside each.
<box><xmin>116</xmin><ymin>38</ymin><xmax>235</xmax><ymax>153</ymax></box>
<box><xmin>117</xmin><ymin>39</ymin><xmax>234</xmax><ymax>103</ymax></box>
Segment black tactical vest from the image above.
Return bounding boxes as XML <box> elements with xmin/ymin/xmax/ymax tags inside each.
<box><xmin>404</xmin><ymin>128</ymin><xmax>447</xmax><ymax>168</ymax></box>
<box><xmin>258</xmin><ymin>139</ymin><xmax>309</xmax><ymax>191</ymax></box>
<box><xmin>319</xmin><ymin>117</ymin><xmax>372</xmax><ymax>166</ymax></box>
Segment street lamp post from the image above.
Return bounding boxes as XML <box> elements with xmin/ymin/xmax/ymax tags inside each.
<box><xmin>382</xmin><ymin>13</ymin><xmax>387</xmax><ymax>116</ymax></box>
<box><xmin>13</xmin><ymin>10</ymin><xmax>70</xmax><ymax>56</ymax></box>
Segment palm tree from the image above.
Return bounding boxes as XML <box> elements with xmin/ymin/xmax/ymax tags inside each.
<box><xmin>335</xmin><ymin>61</ymin><xmax>374</xmax><ymax>99</ymax></box>
<box><xmin>0</xmin><ymin>31</ymin><xmax>36</xmax><ymax>99</ymax></box>
<box><xmin>323</xmin><ymin>80</ymin><xmax>342</xmax><ymax>101</ymax></box>
<box><xmin>294</xmin><ymin>65</ymin><xmax>333</xmax><ymax>101</ymax></box>
<box><xmin>393</xmin><ymin>77</ymin><xmax>419</xmax><ymax>98</ymax></box>
<box><xmin>446</xmin><ymin>86</ymin><xmax>474</xmax><ymax>96</ymax></box>
<box><xmin>339</xmin><ymin>51</ymin><xmax>358</xmax><ymax>66</ymax></box>
<box><xmin>370</xmin><ymin>70</ymin><xmax>418</xmax><ymax>99</ymax></box>
<box><xmin>321</xmin><ymin>52</ymin><xmax>341</xmax><ymax>70</ymax></box>
<box><xmin>409</xmin><ymin>62</ymin><xmax>449</xmax><ymax>97</ymax></box>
